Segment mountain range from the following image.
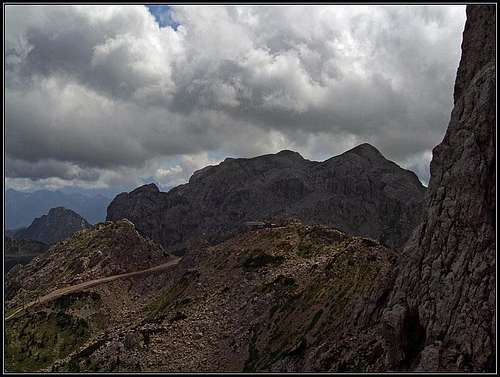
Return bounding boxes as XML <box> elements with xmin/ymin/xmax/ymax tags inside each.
<box><xmin>107</xmin><ymin>143</ymin><xmax>426</xmax><ymax>254</ymax></box>
<box><xmin>4</xmin><ymin>5</ymin><xmax>496</xmax><ymax>373</ymax></box>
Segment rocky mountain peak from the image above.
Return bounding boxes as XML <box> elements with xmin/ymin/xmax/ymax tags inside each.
<box><xmin>107</xmin><ymin>143</ymin><xmax>426</xmax><ymax>252</ymax></box>
<box><xmin>14</xmin><ymin>207</ymin><xmax>91</xmax><ymax>245</ymax></box>
<box><xmin>345</xmin><ymin>143</ymin><xmax>384</xmax><ymax>159</ymax></box>
<box><xmin>47</xmin><ymin>206</ymin><xmax>64</xmax><ymax>215</ymax></box>
<box><xmin>275</xmin><ymin>149</ymin><xmax>304</xmax><ymax>159</ymax></box>
<box><xmin>47</xmin><ymin>206</ymin><xmax>81</xmax><ymax>217</ymax></box>
<box><xmin>4</xmin><ymin>5</ymin><xmax>495</xmax><ymax>374</ymax></box>
<box><xmin>129</xmin><ymin>183</ymin><xmax>160</xmax><ymax>195</ymax></box>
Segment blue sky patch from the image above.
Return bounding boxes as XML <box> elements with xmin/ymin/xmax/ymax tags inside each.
<box><xmin>146</xmin><ymin>5</ymin><xmax>179</xmax><ymax>30</ymax></box>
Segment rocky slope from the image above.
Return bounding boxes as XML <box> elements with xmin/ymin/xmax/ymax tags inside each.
<box><xmin>14</xmin><ymin>207</ymin><xmax>91</xmax><ymax>245</ymax></box>
<box><xmin>5</xmin><ymin>220</ymin><xmax>171</xmax><ymax>310</ymax></box>
<box><xmin>381</xmin><ymin>5</ymin><xmax>496</xmax><ymax>372</ymax></box>
<box><xmin>107</xmin><ymin>144</ymin><xmax>425</xmax><ymax>253</ymax></box>
<box><xmin>5</xmin><ymin>221</ymin><xmax>396</xmax><ymax>372</ymax></box>
<box><xmin>4</xmin><ymin>5</ymin><xmax>494</xmax><ymax>374</ymax></box>
<box><xmin>4</xmin><ymin>237</ymin><xmax>49</xmax><ymax>273</ymax></box>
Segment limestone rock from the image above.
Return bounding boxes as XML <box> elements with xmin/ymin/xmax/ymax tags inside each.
<box><xmin>381</xmin><ymin>5</ymin><xmax>496</xmax><ymax>372</ymax></box>
<box><xmin>107</xmin><ymin>144</ymin><xmax>425</xmax><ymax>253</ymax></box>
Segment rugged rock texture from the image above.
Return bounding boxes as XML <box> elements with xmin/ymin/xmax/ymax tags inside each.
<box><xmin>4</xmin><ymin>237</ymin><xmax>49</xmax><ymax>273</ymax></box>
<box><xmin>5</xmin><ymin>221</ymin><xmax>396</xmax><ymax>372</ymax></box>
<box><xmin>5</xmin><ymin>5</ymin><xmax>494</xmax><ymax>374</ymax></box>
<box><xmin>5</xmin><ymin>220</ymin><xmax>170</xmax><ymax>309</ymax></box>
<box><xmin>107</xmin><ymin>144</ymin><xmax>425</xmax><ymax>253</ymax></box>
<box><xmin>5</xmin><ymin>275</ymin><xmax>175</xmax><ymax>373</ymax></box>
<box><xmin>381</xmin><ymin>5</ymin><xmax>496</xmax><ymax>372</ymax></box>
<box><xmin>14</xmin><ymin>207</ymin><xmax>92</xmax><ymax>245</ymax></box>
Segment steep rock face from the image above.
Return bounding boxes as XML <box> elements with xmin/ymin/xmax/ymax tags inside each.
<box><xmin>382</xmin><ymin>5</ymin><xmax>496</xmax><ymax>372</ymax></box>
<box><xmin>14</xmin><ymin>207</ymin><xmax>92</xmax><ymax>245</ymax></box>
<box><xmin>107</xmin><ymin>144</ymin><xmax>425</xmax><ymax>253</ymax></box>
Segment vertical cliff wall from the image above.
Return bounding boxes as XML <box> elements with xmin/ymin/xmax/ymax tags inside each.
<box><xmin>382</xmin><ymin>5</ymin><xmax>496</xmax><ymax>372</ymax></box>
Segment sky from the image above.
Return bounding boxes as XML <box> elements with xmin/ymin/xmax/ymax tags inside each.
<box><xmin>4</xmin><ymin>4</ymin><xmax>467</xmax><ymax>193</ymax></box>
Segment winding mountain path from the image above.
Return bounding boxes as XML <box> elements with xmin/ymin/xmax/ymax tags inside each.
<box><xmin>6</xmin><ymin>257</ymin><xmax>182</xmax><ymax>321</ymax></box>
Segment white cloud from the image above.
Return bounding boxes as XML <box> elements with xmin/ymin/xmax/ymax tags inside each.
<box><xmin>156</xmin><ymin>165</ymin><xmax>183</xmax><ymax>178</ymax></box>
<box><xmin>5</xmin><ymin>4</ymin><xmax>466</xmax><ymax>190</ymax></box>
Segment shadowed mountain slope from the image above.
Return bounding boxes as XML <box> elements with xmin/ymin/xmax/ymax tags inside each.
<box><xmin>381</xmin><ymin>5</ymin><xmax>496</xmax><ymax>372</ymax></box>
<box><xmin>14</xmin><ymin>207</ymin><xmax>91</xmax><ymax>245</ymax></box>
<box><xmin>107</xmin><ymin>143</ymin><xmax>425</xmax><ymax>253</ymax></box>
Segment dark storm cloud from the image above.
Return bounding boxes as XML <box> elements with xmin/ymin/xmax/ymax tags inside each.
<box><xmin>6</xmin><ymin>157</ymin><xmax>100</xmax><ymax>181</ymax></box>
<box><xmin>4</xmin><ymin>5</ymin><xmax>466</xmax><ymax>189</ymax></box>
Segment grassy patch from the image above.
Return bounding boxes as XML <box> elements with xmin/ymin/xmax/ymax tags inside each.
<box><xmin>261</xmin><ymin>231</ymin><xmax>276</xmax><ymax>241</ymax></box>
<box><xmin>5</xmin><ymin>311</ymin><xmax>90</xmax><ymax>372</ymax></box>
<box><xmin>297</xmin><ymin>240</ymin><xmax>317</xmax><ymax>258</ymax></box>
<box><xmin>54</xmin><ymin>291</ymin><xmax>101</xmax><ymax>311</ymax></box>
<box><xmin>143</xmin><ymin>275</ymin><xmax>194</xmax><ymax>322</ymax></box>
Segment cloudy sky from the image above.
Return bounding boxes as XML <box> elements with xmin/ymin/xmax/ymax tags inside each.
<box><xmin>5</xmin><ymin>4</ymin><xmax>466</xmax><ymax>193</ymax></box>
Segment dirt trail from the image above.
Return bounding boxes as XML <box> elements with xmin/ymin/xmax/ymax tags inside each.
<box><xmin>5</xmin><ymin>257</ymin><xmax>181</xmax><ymax>321</ymax></box>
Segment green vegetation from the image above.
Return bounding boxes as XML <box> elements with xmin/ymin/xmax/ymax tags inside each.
<box><xmin>295</xmin><ymin>225</ymin><xmax>347</xmax><ymax>258</ymax></box>
<box><xmin>5</xmin><ymin>310</ymin><xmax>90</xmax><ymax>372</ymax></box>
<box><xmin>297</xmin><ymin>240</ymin><xmax>318</xmax><ymax>258</ymax></box>
<box><xmin>260</xmin><ymin>231</ymin><xmax>276</xmax><ymax>241</ymax></box>
<box><xmin>143</xmin><ymin>273</ymin><xmax>195</xmax><ymax>321</ymax></box>
<box><xmin>5</xmin><ymin>307</ymin><xmax>22</xmax><ymax>319</ymax></box>
<box><xmin>53</xmin><ymin>291</ymin><xmax>101</xmax><ymax>311</ymax></box>
<box><xmin>242</xmin><ymin>226</ymin><xmax>387</xmax><ymax>372</ymax></box>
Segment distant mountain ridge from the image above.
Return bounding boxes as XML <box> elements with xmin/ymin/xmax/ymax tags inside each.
<box><xmin>14</xmin><ymin>207</ymin><xmax>91</xmax><ymax>245</ymax></box>
<box><xmin>4</xmin><ymin>237</ymin><xmax>49</xmax><ymax>273</ymax></box>
<box><xmin>107</xmin><ymin>143</ymin><xmax>426</xmax><ymax>253</ymax></box>
<box><xmin>5</xmin><ymin>189</ymin><xmax>111</xmax><ymax>229</ymax></box>
<box><xmin>3</xmin><ymin>5</ymin><xmax>495</xmax><ymax>373</ymax></box>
